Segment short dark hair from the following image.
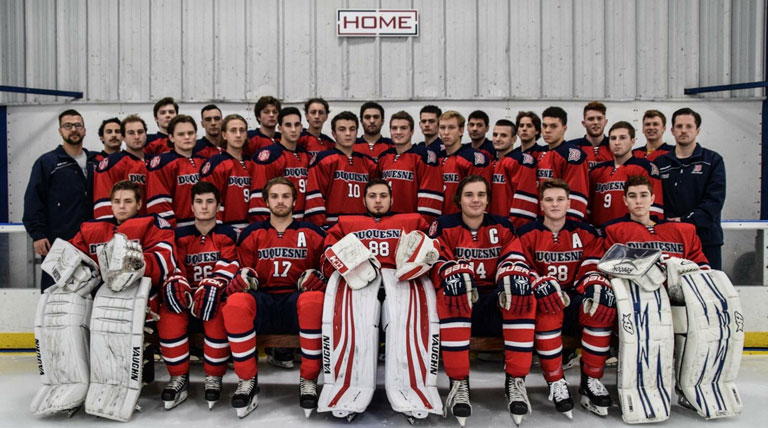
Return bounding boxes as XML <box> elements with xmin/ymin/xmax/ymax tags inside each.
<box><xmin>221</xmin><ymin>114</ymin><xmax>247</xmax><ymax>134</ymax></box>
<box><xmin>453</xmin><ymin>175</ymin><xmax>490</xmax><ymax>208</ymax></box>
<box><xmin>390</xmin><ymin>111</ymin><xmax>414</xmax><ymax>130</ymax></box>
<box><xmin>58</xmin><ymin>109</ymin><xmax>83</xmax><ymax>126</ymax></box>
<box><xmin>494</xmin><ymin>119</ymin><xmax>517</xmax><ymax>135</ymax></box>
<box><xmin>304</xmin><ymin>97</ymin><xmax>330</xmax><ymax>114</ymax></box>
<box><xmin>468</xmin><ymin>110</ymin><xmax>490</xmax><ymax>127</ymax></box>
<box><xmin>331</xmin><ymin>111</ymin><xmax>359</xmax><ymax>132</ymax></box>
<box><xmin>121</xmin><ymin>115</ymin><xmax>147</xmax><ymax>135</ymax></box>
<box><xmin>583</xmin><ymin>101</ymin><xmax>607</xmax><ymax>116</ymax></box>
<box><xmin>168</xmin><ymin>114</ymin><xmax>197</xmax><ymax>135</ymax></box>
<box><xmin>191</xmin><ymin>181</ymin><xmax>220</xmax><ymax>204</ymax></box>
<box><xmin>542</xmin><ymin>106</ymin><xmax>568</xmax><ymax>126</ymax></box>
<box><xmin>278</xmin><ymin>107</ymin><xmax>302</xmax><ymax>125</ymax></box>
<box><xmin>608</xmin><ymin>121</ymin><xmax>636</xmax><ymax>139</ymax></box>
<box><xmin>98</xmin><ymin>117</ymin><xmax>122</xmax><ymax>137</ymax></box>
<box><xmin>254</xmin><ymin>96</ymin><xmax>282</xmax><ymax>123</ymax></box>
<box><xmin>671</xmin><ymin>107</ymin><xmax>701</xmax><ymax>128</ymax></box>
<box><xmin>642</xmin><ymin>109</ymin><xmax>667</xmax><ymax>126</ymax></box>
<box><xmin>264</xmin><ymin>177</ymin><xmax>297</xmax><ymax>201</ymax></box>
<box><xmin>624</xmin><ymin>175</ymin><xmax>653</xmax><ymax>195</ymax></box>
<box><xmin>359</xmin><ymin>101</ymin><xmax>384</xmax><ymax>119</ymax></box>
<box><xmin>419</xmin><ymin>105</ymin><xmax>442</xmax><ymax>118</ymax></box>
<box><xmin>515</xmin><ymin>111</ymin><xmax>542</xmax><ymax>136</ymax></box>
<box><xmin>153</xmin><ymin>97</ymin><xmax>178</xmax><ymax>118</ymax></box>
<box><xmin>201</xmin><ymin>104</ymin><xmax>221</xmax><ymax>116</ymax></box>
<box><xmin>110</xmin><ymin>180</ymin><xmax>142</xmax><ymax>202</ymax></box>
<box><xmin>365</xmin><ymin>178</ymin><xmax>391</xmax><ymax>196</ymax></box>
<box><xmin>540</xmin><ymin>178</ymin><xmax>570</xmax><ymax>197</ymax></box>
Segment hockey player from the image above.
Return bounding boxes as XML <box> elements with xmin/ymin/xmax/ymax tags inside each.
<box><xmin>537</xmin><ymin>106</ymin><xmax>589</xmax><ymax>221</ymax></box>
<box><xmin>419</xmin><ymin>104</ymin><xmax>443</xmax><ymax>151</ymax></box>
<box><xmin>589</xmin><ymin>121</ymin><xmax>664</xmax><ymax>227</ymax></box>
<box><xmin>514</xmin><ymin>179</ymin><xmax>616</xmax><ymax>420</ymax></box>
<box><xmin>567</xmin><ymin>101</ymin><xmax>612</xmax><ymax>170</ymax></box>
<box><xmin>603</xmin><ymin>175</ymin><xmax>710</xmax><ymax>268</ymax></box>
<box><xmin>250</xmin><ymin>107</ymin><xmax>312</xmax><ymax>222</ymax></box>
<box><xmin>513</xmin><ymin>111</ymin><xmax>547</xmax><ymax>161</ymax></box>
<box><xmin>146</xmin><ymin>115</ymin><xmax>204</xmax><ymax>227</ymax></box>
<box><xmin>95</xmin><ymin>117</ymin><xmax>122</xmax><ymax>162</ymax></box>
<box><xmin>304</xmin><ymin>111</ymin><xmax>378</xmax><ymax>228</ymax></box>
<box><xmin>354</xmin><ymin>101</ymin><xmax>393</xmax><ymax>159</ymax></box>
<box><xmin>467</xmin><ymin>110</ymin><xmax>497</xmax><ymax>160</ymax></box>
<box><xmin>144</xmin><ymin>97</ymin><xmax>178</xmax><ymax>155</ymax></box>
<box><xmin>438</xmin><ymin>110</ymin><xmax>492</xmax><ymax>216</ymax></box>
<box><xmin>632</xmin><ymin>110</ymin><xmax>673</xmax><ymax>162</ymax></box>
<box><xmin>298</xmin><ymin>98</ymin><xmax>335</xmax><ymax>158</ymax></box>
<box><xmin>489</xmin><ymin>119</ymin><xmax>539</xmax><ymax>229</ymax></box>
<box><xmin>157</xmin><ymin>182</ymin><xmax>238</xmax><ymax>410</ymax></box>
<box><xmin>193</xmin><ymin>104</ymin><xmax>223</xmax><ymax>159</ymax></box>
<box><xmin>221</xmin><ymin>177</ymin><xmax>326</xmax><ymax>418</ymax></box>
<box><xmin>93</xmin><ymin>115</ymin><xmax>150</xmax><ymax>219</ymax></box>
<box><xmin>377</xmin><ymin>111</ymin><xmax>444</xmax><ymax>222</ymax></box>
<box><xmin>245</xmin><ymin>96</ymin><xmax>281</xmax><ymax>158</ymax></box>
<box><xmin>199</xmin><ymin>114</ymin><xmax>254</xmax><ymax>230</ymax></box>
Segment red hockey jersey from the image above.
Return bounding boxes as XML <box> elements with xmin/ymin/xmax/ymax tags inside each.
<box><xmin>490</xmin><ymin>150</ymin><xmax>539</xmax><ymax>229</ymax></box>
<box><xmin>144</xmin><ymin>133</ymin><xmax>172</xmax><ymax>156</ymax></box>
<box><xmin>377</xmin><ymin>145</ymin><xmax>444</xmax><ymax>222</ymax></box>
<box><xmin>249</xmin><ymin>143</ymin><xmax>311</xmax><ymax>222</ymax></box>
<box><xmin>589</xmin><ymin>157</ymin><xmax>664</xmax><ymax>227</ymax></box>
<box><xmin>93</xmin><ymin>151</ymin><xmax>148</xmax><ymax>219</ymax></box>
<box><xmin>245</xmin><ymin>129</ymin><xmax>280</xmax><ymax>159</ymax></box>
<box><xmin>146</xmin><ymin>152</ymin><xmax>204</xmax><ymax>227</ymax></box>
<box><xmin>174</xmin><ymin>223</ymin><xmax>239</xmax><ymax>288</ymax></box>
<box><xmin>353</xmin><ymin>136</ymin><xmax>394</xmax><ymax>160</ymax></box>
<box><xmin>193</xmin><ymin>136</ymin><xmax>222</xmax><ymax>159</ymax></box>
<box><xmin>439</xmin><ymin>144</ymin><xmax>492</xmax><ymax>216</ymax></box>
<box><xmin>69</xmin><ymin>214</ymin><xmax>177</xmax><ymax>285</ymax></box>
<box><xmin>512</xmin><ymin>144</ymin><xmax>548</xmax><ymax>162</ymax></box>
<box><xmin>536</xmin><ymin>142</ymin><xmax>590</xmax><ymax>221</ymax></box>
<box><xmin>569</xmin><ymin>136</ymin><xmax>612</xmax><ymax>170</ymax></box>
<box><xmin>304</xmin><ymin>149</ymin><xmax>378</xmax><ymax>227</ymax></box>
<box><xmin>199</xmin><ymin>152</ymin><xmax>255</xmax><ymax>230</ymax></box>
<box><xmin>237</xmin><ymin>220</ymin><xmax>326</xmax><ymax>293</ymax></box>
<box><xmin>632</xmin><ymin>143</ymin><xmax>674</xmax><ymax>162</ymax></box>
<box><xmin>298</xmin><ymin>130</ymin><xmax>335</xmax><ymax>159</ymax></box>
<box><xmin>602</xmin><ymin>215</ymin><xmax>710</xmax><ymax>268</ymax></box>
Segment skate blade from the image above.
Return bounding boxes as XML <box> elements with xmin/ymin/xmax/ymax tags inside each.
<box><xmin>456</xmin><ymin>416</ymin><xmax>467</xmax><ymax>427</ymax></box>
<box><xmin>512</xmin><ymin>414</ymin><xmax>524</xmax><ymax>426</ymax></box>
<box><xmin>580</xmin><ymin>395</ymin><xmax>608</xmax><ymax>416</ymax></box>
<box><xmin>304</xmin><ymin>408</ymin><xmax>313</xmax><ymax>418</ymax></box>
<box><xmin>163</xmin><ymin>391</ymin><xmax>188</xmax><ymax>410</ymax></box>
<box><xmin>235</xmin><ymin>398</ymin><xmax>259</xmax><ymax>419</ymax></box>
<box><xmin>563</xmin><ymin>410</ymin><xmax>573</xmax><ymax>419</ymax></box>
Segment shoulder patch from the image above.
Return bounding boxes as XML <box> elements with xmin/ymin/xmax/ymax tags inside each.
<box><xmin>474</xmin><ymin>152</ymin><xmax>486</xmax><ymax>166</ymax></box>
<box><xmin>157</xmin><ymin>216</ymin><xmax>172</xmax><ymax>229</ymax></box>
<box><xmin>651</xmin><ymin>162</ymin><xmax>659</xmax><ymax>176</ymax></box>
<box><xmin>98</xmin><ymin>157</ymin><xmax>109</xmax><ymax>171</ymax></box>
<box><xmin>150</xmin><ymin>155</ymin><xmax>161</xmax><ymax>169</ymax></box>
<box><xmin>522</xmin><ymin>153</ymin><xmax>535</xmax><ymax>165</ymax></box>
<box><xmin>258</xmin><ymin>149</ymin><xmax>271</xmax><ymax>162</ymax></box>
<box><xmin>429</xmin><ymin>220</ymin><xmax>439</xmax><ymax>237</ymax></box>
<box><xmin>568</xmin><ymin>148</ymin><xmax>581</xmax><ymax>162</ymax></box>
<box><xmin>201</xmin><ymin>161</ymin><xmax>212</xmax><ymax>176</ymax></box>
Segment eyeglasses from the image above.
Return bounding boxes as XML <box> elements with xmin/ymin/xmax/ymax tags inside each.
<box><xmin>61</xmin><ymin>123</ymin><xmax>84</xmax><ymax>130</ymax></box>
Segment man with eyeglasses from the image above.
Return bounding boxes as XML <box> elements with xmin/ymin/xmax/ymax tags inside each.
<box><xmin>23</xmin><ymin>109</ymin><xmax>99</xmax><ymax>291</ymax></box>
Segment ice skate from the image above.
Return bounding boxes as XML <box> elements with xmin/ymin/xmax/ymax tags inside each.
<box><xmin>505</xmin><ymin>375</ymin><xmax>531</xmax><ymax>426</ymax></box>
<box><xmin>204</xmin><ymin>375</ymin><xmax>222</xmax><ymax>410</ymax></box>
<box><xmin>547</xmin><ymin>378</ymin><xmax>574</xmax><ymax>419</ymax></box>
<box><xmin>444</xmin><ymin>378</ymin><xmax>471</xmax><ymax>427</ymax></box>
<box><xmin>579</xmin><ymin>372</ymin><xmax>611</xmax><ymax>416</ymax></box>
<box><xmin>299</xmin><ymin>377</ymin><xmax>318</xmax><ymax>418</ymax></box>
<box><xmin>232</xmin><ymin>376</ymin><xmax>259</xmax><ymax>418</ymax></box>
<box><xmin>161</xmin><ymin>374</ymin><xmax>189</xmax><ymax>410</ymax></box>
<box><xmin>267</xmin><ymin>348</ymin><xmax>295</xmax><ymax>369</ymax></box>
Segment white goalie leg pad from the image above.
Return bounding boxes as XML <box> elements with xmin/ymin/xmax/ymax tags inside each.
<box><xmin>29</xmin><ymin>287</ymin><xmax>94</xmax><ymax>416</ymax></box>
<box><xmin>667</xmin><ymin>259</ymin><xmax>744</xmax><ymax>419</ymax></box>
<box><xmin>318</xmin><ymin>271</ymin><xmax>381</xmax><ymax>418</ymax></box>
<box><xmin>394</xmin><ymin>231</ymin><xmax>440</xmax><ymax>281</ymax></box>
<box><xmin>85</xmin><ymin>277</ymin><xmax>151</xmax><ymax>422</ymax></box>
<box><xmin>612</xmin><ymin>276</ymin><xmax>674</xmax><ymax>424</ymax></box>
<box><xmin>381</xmin><ymin>269</ymin><xmax>442</xmax><ymax>418</ymax></box>
<box><xmin>41</xmin><ymin>238</ymin><xmax>101</xmax><ymax>293</ymax></box>
<box><xmin>324</xmin><ymin>234</ymin><xmax>381</xmax><ymax>290</ymax></box>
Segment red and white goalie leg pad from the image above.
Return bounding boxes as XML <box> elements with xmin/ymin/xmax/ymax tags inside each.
<box><xmin>317</xmin><ymin>271</ymin><xmax>381</xmax><ymax>420</ymax></box>
<box><xmin>599</xmin><ymin>244</ymin><xmax>673</xmax><ymax>424</ymax></box>
<box><xmin>30</xmin><ymin>239</ymin><xmax>101</xmax><ymax>417</ymax></box>
<box><xmin>85</xmin><ymin>277</ymin><xmax>151</xmax><ymax>422</ymax></box>
<box><xmin>666</xmin><ymin>258</ymin><xmax>744</xmax><ymax>419</ymax></box>
<box><xmin>381</xmin><ymin>269</ymin><xmax>442</xmax><ymax>420</ymax></box>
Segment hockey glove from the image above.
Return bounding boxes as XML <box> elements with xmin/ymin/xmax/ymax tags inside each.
<box><xmin>579</xmin><ymin>274</ymin><xmax>617</xmax><ymax>325</ymax></box>
<box><xmin>162</xmin><ymin>273</ymin><xmax>192</xmax><ymax>314</ymax></box>
<box><xmin>439</xmin><ymin>261</ymin><xmax>476</xmax><ymax>314</ymax></box>
<box><xmin>533</xmin><ymin>275</ymin><xmax>569</xmax><ymax>314</ymax></box>
<box><xmin>226</xmin><ymin>267</ymin><xmax>259</xmax><ymax>296</ymax></box>
<box><xmin>191</xmin><ymin>277</ymin><xmax>227</xmax><ymax>321</ymax></box>
<box><xmin>496</xmin><ymin>261</ymin><xmax>535</xmax><ymax>315</ymax></box>
<box><xmin>298</xmin><ymin>269</ymin><xmax>326</xmax><ymax>292</ymax></box>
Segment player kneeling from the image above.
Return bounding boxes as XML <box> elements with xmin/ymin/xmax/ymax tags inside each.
<box><xmin>221</xmin><ymin>177</ymin><xmax>326</xmax><ymax>418</ymax></box>
<box><xmin>156</xmin><ymin>182</ymin><xmax>239</xmax><ymax>409</ymax></box>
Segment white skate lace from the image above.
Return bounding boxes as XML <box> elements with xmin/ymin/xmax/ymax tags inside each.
<box><xmin>444</xmin><ymin>379</ymin><xmax>470</xmax><ymax>416</ymax></box>
<box><xmin>165</xmin><ymin>375</ymin><xmax>187</xmax><ymax>392</ymax></box>
<box><xmin>587</xmin><ymin>377</ymin><xmax>609</xmax><ymax>396</ymax></box>
<box><xmin>235</xmin><ymin>378</ymin><xmax>256</xmax><ymax>395</ymax></box>
<box><xmin>507</xmin><ymin>377</ymin><xmax>528</xmax><ymax>403</ymax></box>
<box><xmin>204</xmin><ymin>375</ymin><xmax>222</xmax><ymax>391</ymax></box>
<box><xmin>300</xmin><ymin>378</ymin><xmax>317</xmax><ymax>396</ymax></box>
<box><xmin>548</xmin><ymin>379</ymin><xmax>570</xmax><ymax>402</ymax></box>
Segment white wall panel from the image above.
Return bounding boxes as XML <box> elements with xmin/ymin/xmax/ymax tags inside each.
<box><xmin>346</xmin><ymin>0</ymin><xmax>379</xmax><ymax>100</ymax></box>
<box><xmin>380</xmin><ymin>0</ymin><xmax>413</xmax><ymax>100</ymax></box>
<box><xmin>667</xmin><ymin>0</ymin><xmax>699</xmax><ymax>98</ymax></box>
<box><xmin>477</xmin><ymin>0</ymin><xmax>510</xmax><ymax>98</ymax></box>
<box><xmin>699</xmin><ymin>0</ymin><xmax>731</xmax><ymax>98</ymax></box>
<box><xmin>605</xmin><ymin>0</ymin><xmax>636</xmax><ymax>99</ymax></box>
<box><xmin>0</xmin><ymin>0</ymin><xmax>25</xmax><ymax>104</ymax></box>
<box><xmin>444</xmin><ymin>0</ymin><xmax>476</xmax><ymax>99</ymax></box>
<box><xmin>182</xmin><ymin>0</ymin><xmax>215</xmax><ymax>101</ymax></box>
<box><xmin>282</xmin><ymin>0</ymin><xmax>313</xmax><ymax>101</ymax></box>
<box><xmin>542</xmin><ymin>0</ymin><xmax>574</xmax><ymax>98</ymax></box>
<box><xmin>573</xmin><ymin>0</ymin><xmax>605</xmax><ymax>99</ymax></box>
<box><xmin>24</xmin><ymin>0</ymin><xmax>57</xmax><ymax>104</ymax></box>
<box><xmin>86</xmin><ymin>0</ymin><xmax>119</xmax><ymax>101</ymax></box>
<box><xmin>118</xmin><ymin>0</ymin><xmax>150</xmax><ymax>101</ymax></box>
<box><xmin>636</xmin><ymin>0</ymin><xmax>668</xmax><ymax>99</ymax></box>
<box><xmin>412</xmin><ymin>0</ymin><xmax>445</xmax><ymax>99</ymax></box>
<box><xmin>215</xmin><ymin>0</ymin><xmax>246</xmax><ymax>100</ymax></box>
<box><xmin>314</xmin><ymin>0</ymin><xmax>345</xmax><ymax>100</ymax></box>
<box><xmin>245</xmin><ymin>0</ymin><xmax>279</xmax><ymax>100</ymax></box>
<box><xmin>509</xmin><ymin>0</ymin><xmax>541</xmax><ymax>98</ymax></box>
<box><xmin>55</xmin><ymin>0</ymin><xmax>87</xmax><ymax>103</ymax></box>
<box><xmin>150</xmin><ymin>0</ymin><xmax>182</xmax><ymax>99</ymax></box>
<box><xmin>731</xmin><ymin>0</ymin><xmax>764</xmax><ymax>98</ymax></box>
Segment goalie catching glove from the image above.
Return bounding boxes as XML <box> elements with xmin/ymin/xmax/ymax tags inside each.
<box><xmin>226</xmin><ymin>267</ymin><xmax>259</xmax><ymax>295</ymax></box>
<box><xmin>324</xmin><ymin>234</ymin><xmax>381</xmax><ymax>289</ymax></box>
<box><xmin>394</xmin><ymin>230</ymin><xmax>440</xmax><ymax>281</ymax></box>
<box><xmin>579</xmin><ymin>274</ymin><xmax>616</xmax><ymax>324</ymax></box>
<box><xmin>439</xmin><ymin>261</ymin><xmax>477</xmax><ymax>313</ymax></box>
<box><xmin>496</xmin><ymin>261</ymin><xmax>535</xmax><ymax>315</ymax></box>
<box><xmin>97</xmin><ymin>233</ymin><xmax>146</xmax><ymax>291</ymax></box>
<box><xmin>298</xmin><ymin>269</ymin><xmax>326</xmax><ymax>292</ymax></box>
<box><xmin>533</xmin><ymin>276</ymin><xmax>569</xmax><ymax>314</ymax></box>
<box><xmin>162</xmin><ymin>273</ymin><xmax>192</xmax><ymax>313</ymax></box>
<box><xmin>191</xmin><ymin>277</ymin><xmax>226</xmax><ymax>321</ymax></box>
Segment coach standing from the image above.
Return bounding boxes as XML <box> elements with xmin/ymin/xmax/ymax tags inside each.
<box><xmin>23</xmin><ymin>109</ymin><xmax>97</xmax><ymax>290</ymax></box>
<box><xmin>655</xmin><ymin>108</ymin><xmax>726</xmax><ymax>269</ymax></box>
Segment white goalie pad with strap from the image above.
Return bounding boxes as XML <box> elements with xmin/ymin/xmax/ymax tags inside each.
<box><xmin>85</xmin><ymin>277</ymin><xmax>151</xmax><ymax>422</ymax></box>
<box><xmin>97</xmin><ymin>233</ymin><xmax>146</xmax><ymax>292</ymax></box>
<box><xmin>317</xmin><ymin>271</ymin><xmax>381</xmax><ymax>418</ymax></box>
<box><xmin>666</xmin><ymin>258</ymin><xmax>744</xmax><ymax>419</ymax></box>
<box><xmin>31</xmin><ymin>239</ymin><xmax>100</xmax><ymax>416</ymax></box>
<box><xmin>381</xmin><ymin>269</ymin><xmax>443</xmax><ymax>418</ymax></box>
<box><xmin>394</xmin><ymin>230</ymin><xmax>440</xmax><ymax>281</ymax></box>
<box><xmin>324</xmin><ymin>234</ymin><xmax>381</xmax><ymax>290</ymax></box>
<box><xmin>599</xmin><ymin>244</ymin><xmax>673</xmax><ymax>424</ymax></box>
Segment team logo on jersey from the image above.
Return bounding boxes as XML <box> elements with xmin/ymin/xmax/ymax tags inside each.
<box><xmin>474</xmin><ymin>153</ymin><xmax>485</xmax><ymax>165</ymax></box>
<box><xmin>692</xmin><ymin>164</ymin><xmax>703</xmax><ymax>174</ymax></box>
<box><xmin>158</xmin><ymin>217</ymin><xmax>172</xmax><ymax>228</ymax></box>
<box><xmin>258</xmin><ymin>149</ymin><xmax>271</xmax><ymax>162</ymax></box>
<box><xmin>150</xmin><ymin>156</ymin><xmax>161</xmax><ymax>168</ymax></box>
<box><xmin>429</xmin><ymin>221</ymin><xmax>438</xmax><ymax>237</ymax></box>
<box><xmin>427</xmin><ymin>150</ymin><xmax>437</xmax><ymax>164</ymax></box>
<box><xmin>522</xmin><ymin>153</ymin><xmax>534</xmax><ymax>165</ymax></box>
<box><xmin>568</xmin><ymin>148</ymin><xmax>581</xmax><ymax>162</ymax></box>
<box><xmin>201</xmin><ymin>162</ymin><xmax>211</xmax><ymax>175</ymax></box>
<box><xmin>98</xmin><ymin>158</ymin><xmax>109</xmax><ymax>171</ymax></box>
<box><xmin>651</xmin><ymin>163</ymin><xmax>659</xmax><ymax>176</ymax></box>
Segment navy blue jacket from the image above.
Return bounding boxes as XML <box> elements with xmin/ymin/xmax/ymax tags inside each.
<box><xmin>23</xmin><ymin>145</ymin><xmax>97</xmax><ymax>242</ymax></box>
<box><xmin>655</xmin><ymin>143</ymin><xmax>726</xmax><ymax>246</ymax></box>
